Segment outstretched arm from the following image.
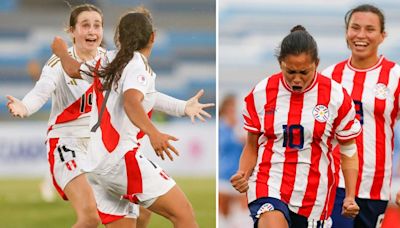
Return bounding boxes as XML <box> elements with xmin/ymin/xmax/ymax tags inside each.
<box><xmin>154</xmin><ymin>89</ymin><xmax>214</xmax><ymax>123</ymax></box>
<box><xmin>51</xmin><ymin>36</ymin><xmax>82</xmax><ymax>78</ymax></box>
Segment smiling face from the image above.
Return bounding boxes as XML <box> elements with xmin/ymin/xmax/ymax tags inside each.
<box><xmin>346</xmin><ymin>11</ymin><xmax>385</xmax><ymax>65</ymax></box>
<box><xmin>280</xmin><ymin>52</ymin><xmax>319</xmax><ymax>93</ymax></box>
<box><xmin>70</xmin><ymin>11</ymin><xmax>103</xmax><ymax>56</ymax></box>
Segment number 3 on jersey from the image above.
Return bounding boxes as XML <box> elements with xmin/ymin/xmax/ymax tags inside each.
<box><xmin>282</xmin><ymin>124</ymin><xmax>304</xmax><ymax>149</ymax></box>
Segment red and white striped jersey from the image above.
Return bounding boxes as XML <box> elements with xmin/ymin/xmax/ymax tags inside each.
<box><xmin>322</xmin><ymin>56</ymin><xmax>400</xmax><ymax>200</ymax></box>
<box><xmin>22</xmin><ymin>46</ymin><xmax>106</xmax><ymax>139</ymax></box>
<box><xmin>82</xmin><ymin>51</ymin><xmax>157</xmax><ymax>173</ymax></box>
<box><xmin>243</xmin><ymin>72</ymin><xmax>361</xmax><ymax>220</ymax></box>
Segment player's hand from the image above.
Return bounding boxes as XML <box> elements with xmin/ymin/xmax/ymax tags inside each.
<box><xmin>6</xmin><ymin>95</ymin><xmax>28</xmax><ymax>118</ymax></box>
<box><xmin>185</xmin><ymin>89</ymin><xmax>214</xmax><ymax>123</ymax></box>
<box><xmin>342</xmin><ymin>197</ymin><xmax>359</xmax><ymax>218</ymax></box>
<box><xmin>148</xmin><ymin>131</ymin><xmax>179</xmax><ymax>161</ymax></box>
<box><xmin>396</xmin><ymin>190</ymin><xmax>400</xmax><ymax>207</ymax></box>
<box><xmin>230</xmin><ymin>171</ymin><xmax>248</xmax><ymax>193</ymax></box>
<box><xmin>51</xmin><ymin>36</ymin><xmax>69</xmax><ymax>58</ymax></box>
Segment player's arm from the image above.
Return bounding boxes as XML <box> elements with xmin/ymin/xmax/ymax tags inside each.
<box><xmin>124</xmin><ymin>89</ymin><xmax>179</xmax><ymax>161</ymax></box>
<box><xmin>339</xmin><ymin>139</ymin><xmax>360</xmax><ymax>218</ymax></box>
<box><xmin>51</xmin><ymin>36</ymin><xmax>82</xmax><ymax>78</ymax></box>
<box><xmin>6</xmin><ymin>64</ymin><xmax>58</xmax><ymax>118</ymax></box>
<box><xmin>230</xmin><ymin>131</ymin><xmax>259</xmax><ymax>193</ymax></box>
<box><xmin>396</xmin><ymin>190</ymin><xmax>400</xmax><ymax>207</ymax></box>
<box><xmin>154</xmin><ymin>89</ymin><xmax>214</xmax><ymax>122</ymax></box>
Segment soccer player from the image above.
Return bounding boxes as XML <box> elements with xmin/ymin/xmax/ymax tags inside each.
<box><xmin>219</xmin><ymin>94</ymin><xmax>250</xmax><ymax>227</ymax></box>
<box><xmin>51</xmin><ymin>9</ymin><xmax>201</xmax><ymax>228</ymax></box>
<box><xmin>7</xmin><ymin>4</ymin><xmax>211</xmax><ymax>227</ymax></box>
<box><xmin>230</xmin><ymin>25</ymin><xmax>361</xmax><ymax>228</ymax></box>
<box><xmin>322</xmin><ymin>4</ymin><xmax>400</xmax><ymax>228</ymax></box>
<box><xmin>7</xmin><ymin>4</ymin><xmax>104</xmax><ymax>227</ymax></box>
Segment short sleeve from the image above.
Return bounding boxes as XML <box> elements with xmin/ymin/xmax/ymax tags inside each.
<box><xmin>122</xmin><ymin>61</ymin><xmax>151</xmax><ymax>96</ymax></box>
<box><xmin>243</xmin><ymin>89</ymin><xmax>261</xmax><ymax>133</ymax></box>
<box><xmin>335</xmin><ymin>88</ymin><xmax>362</xmax><ymax>141</ymax></box>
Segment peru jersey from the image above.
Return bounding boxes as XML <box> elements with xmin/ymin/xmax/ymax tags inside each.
<box><xmin>22</xmin><ymin>46</ymin><xmax>106</xmax><ymax>138</ymax></box>
<box><xmin>322</xmin><ymin>56</ymin><xmax>400</xmax><ymax>200</ymax></box>
<box><xmin>81</xmin><ymin>51</ymin><xmax>156</xmax><ymax>173</ymax></box>
<box><xmin>243</xmin><ymin>72</ymin><xmax>361</xmax><ymax>220</ymax></box>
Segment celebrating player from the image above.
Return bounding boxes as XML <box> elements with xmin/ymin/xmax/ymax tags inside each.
<box><xmin>230</xmin><ymin>25</ymin><xmax>361</xmax><ymax>228</ymax></box>
<box><xmin>51</xmin><ymin>9</ymin><xmax>202</xmax><ymax>228</ymax></box>
<box><xmin>322</xmin><ymin>4</ymin><xmax>400</xmax><ymax>228</ymax></box>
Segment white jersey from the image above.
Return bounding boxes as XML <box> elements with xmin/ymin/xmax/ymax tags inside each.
<box><xmin>322</xmin><ymin>56</ymin><xmax>400</xmax><ymax>200</ymax></box>
<box><xmin>81</xmin><ymin>51</ymin><xmax>158</xmax><ymax>173</ymax></box>
<box><xmin>22</xmin><ymin>46</ymin><xmax>106</xmax><ymax>139</ymax></box>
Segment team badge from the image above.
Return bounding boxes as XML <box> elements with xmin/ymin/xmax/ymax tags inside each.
<box><xmin>137</xmin><ymin>75</ymin><xmax>147</xmax><ymax>85</ymax></box>
<box><xmin>256</xmin><ymin>203</ymin><xmax>275</xmax><ymax>218</ymax></box>
<box><xmin>313</xmin><ymin>105</ymin><xmax>329</xmax><ymax>123</ymax></box>
<box><xmin>374</xmin><ymin>83</ymin><xmax>389</xmax><ymax>100</ymax></box>
<box><xmin>66</xmin><ymin>160</ymin><xmax>77</xmax><ymax>171</ymax></box>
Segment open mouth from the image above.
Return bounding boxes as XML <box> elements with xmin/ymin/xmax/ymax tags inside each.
<box><xmin>354</xmin><ymin>41</ymin><xmax>368</xmax><ymax>48</ymax></box>
<box><xmin>292</xmin><ymin>86</ymin><xmax>302</xmax><ymax>91</ymax></box>
<box><xmin>85</xmin><ymin>38</ymin><xmax>97</xmax><ymax>44</ymax></box>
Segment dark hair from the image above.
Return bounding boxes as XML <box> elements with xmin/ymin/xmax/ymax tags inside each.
<box><xmin>98</xmin><ymin>11</ymin><xmax>154</xmax><ymax>90</ymax></box>
<box><xmin>345</xmin><ymin>4</ymin><xmax>385</xmax><ymax>33</ymax></box>
<box><xmin>68</xmin><ymin>3</ymin><xmax>103</xmax><ymax>29</ymax></box>
<box><xmin>276</xmin><ymin>25</ymin><xmax>319</xmax><ymax>63</ymax></box>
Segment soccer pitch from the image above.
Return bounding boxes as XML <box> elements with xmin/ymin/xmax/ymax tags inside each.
<box><xmin>0</xmin><ymin>177</ymin><xmax>216</xmax><ymax>227</ymax></box>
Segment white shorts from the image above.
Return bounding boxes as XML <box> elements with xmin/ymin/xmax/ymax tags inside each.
<box><xmin>47</xmin><ymin>137</ymin><xmax>89</xmax><ymax>200</ymax></box>
<box><xmin>88</xmin><ymin>148</ymin><xmax>176</xmax><ymax>224</ymax></box>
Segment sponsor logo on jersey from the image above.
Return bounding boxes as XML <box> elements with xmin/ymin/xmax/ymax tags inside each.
<box><xmin>256</xmin><ymin>203</ymin><xmax>275</xmax><ymax>218</ymax></box>
<box><xmin>374</xmin><ymin>83</ymin><xmax>389</xmax><ymax>100</ymax></box>
<box><xmin>137</xmin><ymin>75</ymin><xmax>147</xmax><ymax>85</ymax></box>
<box><xmin>313</xmin><ymin>105</ymin><xmax>329</xmax><ymax>123</ymax></box>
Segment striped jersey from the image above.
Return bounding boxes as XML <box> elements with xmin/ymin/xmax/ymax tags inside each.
<box><xmin>322</xmin><ymin>56</ymin><xmax>400</xmax><ymax>200</ymax></box>
<box><xmin>81</xmin><ymin>51</ymin><xmax>156</xmax><ymax>173</ymax></box>
<box><xmin>243</xmin><ymin>72</ymin><xmax>361</xmax><ymax>220</ymax></box>
<box><xmin>22</xmin><ymin>46</ymin><xmax>106</xmax><ymax>139</ymax></box>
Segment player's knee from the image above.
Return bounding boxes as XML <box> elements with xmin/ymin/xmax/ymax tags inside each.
<box><xmin>77</xmin><ymin>205</ymin><xmax>100</xmax><ymax>227</ymax></box>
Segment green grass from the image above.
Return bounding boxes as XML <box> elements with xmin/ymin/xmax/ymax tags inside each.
<box><xmin>0</xmin><ymin>177</ymin><xmax>215</xmax><ymax>228</ymax></box>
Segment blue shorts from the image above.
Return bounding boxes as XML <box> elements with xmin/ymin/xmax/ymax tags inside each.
<box><xmin>331</xmin><ymin>187</ymin><xmax>354</xmax><ymax>227</ymax></box>
<box><xmin>331</xmin><ymin>187</ymin><xmax>388</xmax><ymax>228</ymax></box>
<box><xmin>248</xmin><ymin>197</ymin><xmax>291</xmax><ymax>227</ymax></box>
<box><xmin>249</xmin><ymin>197</ymin><xmax>330</xmax><ymax>228</ymax></box>
<box><xmin>354</xmin><ymin>197</ymin><xmax>388</xmax><ymax>228</ymax></box>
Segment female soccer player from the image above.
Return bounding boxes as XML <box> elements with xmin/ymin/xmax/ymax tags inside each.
<box><xmin>7</xmin><ymin>4</ymin><xmax>104</xmax><ymax>227</ymax></box>
<box><xmin>230</xmin><ymin>25</ymin><xmax>361</xmax><ymax>228</ymax></box>
<box><xmin>7</xmin><ymin>4</ymin><xmax>211</xmax><ymax>227</ymax></box>
<box><xmin>322</xmin><ymin>4</ymin><xmax>400</xmax><ymax>228</ymax></box>
<box><xmin>51</xmin><ymin>9</ymin><xmax>201</xmax><ymax>228</ymax></box>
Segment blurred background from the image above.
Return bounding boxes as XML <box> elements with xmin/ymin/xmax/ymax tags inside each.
<box><xmin>0</xmin><ymin>0</ymin><xmax>215</xmax><ymax>227</ymax></box>
<box><xmin>219</xmin><ymin>0</ymin><xmax>400</xmax><ymax>227</ymax></box>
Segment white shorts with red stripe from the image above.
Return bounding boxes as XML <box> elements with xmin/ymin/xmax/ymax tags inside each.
<box><xmin>47</xmin><ymin>137</ymin><xmax>89</xmax><ymax>200</ymax></box>
<box><xmin>87</xmin><ymin>148</ymin><xmax>176</xmax><ymax>224</ymax></box>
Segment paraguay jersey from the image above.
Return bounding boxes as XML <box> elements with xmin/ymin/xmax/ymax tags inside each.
<box><xmin>82</xmin><ymin>51</ymin><xmax>156</xmax><ymax>173</ymax></box>
<box><xmin>322</xmin><ymin>56</ymin><xmax>400</xmax><ymax>200</ymax></box>
<box><xmin>22</xmin><ymin>46</ymin><xmax>106</xmax><ymax>139</ymax></box>
<box><xmin>243</xmin><ymin>72</ymin><xmax>361</xmax><ymax>220</ymax></box>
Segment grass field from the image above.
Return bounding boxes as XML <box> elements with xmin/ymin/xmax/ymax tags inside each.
<box><xmin>0</xmin><ymin>177</ymin><xmax>215</xmax><ymax>228</ymax></box>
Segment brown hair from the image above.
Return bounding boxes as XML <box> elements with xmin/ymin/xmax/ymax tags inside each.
<box><xmin>345</xmin><ymin>4</ymin><xmax>385</xmax><ymax>33</ymax></box>
<box><xmin>98</xmin><ymin>9</ymin><xmax>154</xmax><ymax>90</ymax></box>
